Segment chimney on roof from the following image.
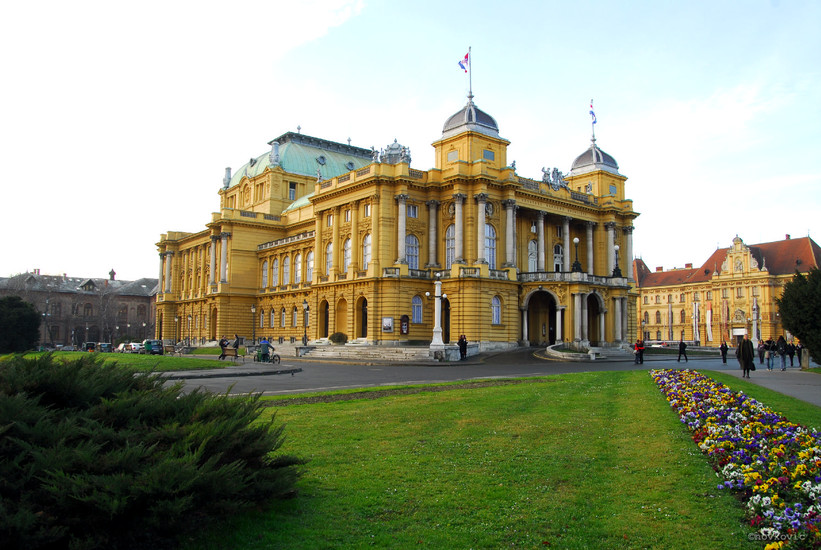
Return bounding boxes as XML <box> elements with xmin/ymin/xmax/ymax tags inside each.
<box><xmin>685</xmin><ymin>263</ymin><xmax>693</xmax><ymax>269</ymax></box>
<box><xmin>655</xmin><ymin>266</ymin><xmax>663</xmax><ymax>272</ymax></box>
<box><xmin>786</xmin><ymin>234</ymin><xmax>791</xmax><ymax>240</ymax></box>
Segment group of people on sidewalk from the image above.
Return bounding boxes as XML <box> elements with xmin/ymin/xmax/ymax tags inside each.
<box><xmin>736</xmin><ymin>334</ymin><xmax>802</xmax><ymax>378</ymax></box>
<box><xmin>217</xmin><ymin>334</ymin><xmax>239</xmax><ymax>360</ymax></box>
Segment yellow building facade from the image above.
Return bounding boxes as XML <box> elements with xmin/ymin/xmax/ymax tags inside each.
<box><xmin>156</xmin><ymin>95</ymin><xmax>639</xmax><ymax>357</ymax></box>
<box><xmin>634</xmin><ymin>235</ymin><xmax>821</xmax><ymax>347</ymax></box>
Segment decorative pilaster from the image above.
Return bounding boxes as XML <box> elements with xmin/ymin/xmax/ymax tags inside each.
<box><xmin>426</xmin><ymin>200</ymin><xmax>440</xmax><ymax>267</ymax></box>
<box><xmin>502</xmin><ymin>200</ymin><xmax>516</xmax><ymax>267</ymax></box>
<box><xmin>396</xmin><ymin>194</ymin><xmax>408</xmax><ymax>264</ymax></box>
<box><xmin>562</xmin><ymin>217</ymin><xmax>571</xmax><ymax>272</ymax></box>
<box><xmin>453</xmin><ymin>193</ymin><xmax>466</xmax><ymax>263</ymax></box>
<box><xmin>605</xmin><ymin>222</ymin><xmax>616</xmax><ymax>275</ymax></box>
<box><xmin>209</xmin><ymin>236</ymin><xmax>217</xmax><ymax>285</ymax></box>
<box><xmin>164</xmin><ymin>251</ymin><xmax>174</xmax><ymax>292</ymax></box>
<box><xmin>475</xmin><ymin>193</ymin><xmax>488</xmax><ymax>264</ymax></box>
<box><xmin>586</xmin><ymin>221</ymin><xmax>596</xmax><ymax>276</ymax></box>
<box><xmin>624</xmin><ymin>226</ymin><xmax>634</xmax><ymax>280</ymax></box>
<box><xmin>219</xmin><ymin>232</ymin><xmax>230</xmax><ymax>283</ymax></box>
<box><xmin>537</xmin><ymin>212</ymin><xmax>545</xmax><ymax>271</ymax></box>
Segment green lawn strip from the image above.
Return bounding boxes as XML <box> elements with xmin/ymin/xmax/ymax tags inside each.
<box><xmin>4</xmin><ymin>351</ymin><xmax>228</xmax><ymax>372</ymax></box>
<box><xmin>698</xmin><ymin>370</ymin><xmax>821</xmax><ymax>430</ymax></box>
<box><xmin>186</xmin><ymin>371</ymin><xmax>757</xmax><ymax>549</ymax></box>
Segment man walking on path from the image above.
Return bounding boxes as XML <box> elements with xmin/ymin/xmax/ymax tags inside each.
<box><xmin>218</xmin><ymin>335</ymin><xmax>228</xmax><ymax>360</ymax></box>
<box><xmin>720</xmin><ymin>341</ymin><xmax>729</xmax><ymax>364</ymax></box>
<box><xmin>737</xmin><ymin>334</ymin><xmax>755</xmax><ymax>378</ymax></box>
<box><xmin>677</xmin><ymin>339</ymin><xmax>688</xmax><ymax>363</ymax></box>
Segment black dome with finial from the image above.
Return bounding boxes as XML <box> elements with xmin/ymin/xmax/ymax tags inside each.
<box><xmin>442</xmin><ymin>94</ymin><xmax>500</xmax><ymax>139</ymax></box>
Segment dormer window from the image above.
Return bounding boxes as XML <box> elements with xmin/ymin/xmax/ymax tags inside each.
<box><xmin>483</xmin><ymin>149</ymin><xmax>495</xmax><ymax>161</ymax></box>
<box><xmin>316</xmin><ymin>155</ymin><xmax>326</xmax><ymax>165</ymax></box>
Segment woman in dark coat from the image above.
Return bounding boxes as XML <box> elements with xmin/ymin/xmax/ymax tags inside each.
<box><xmin>719</xmin><ymin>341</ymin><xmax>728</xmax><ymax>364</ymax></box>
<box><xmin>736</xmin><ymin>334</ymin><xmax>755</xmax><ymax>378</ymax></box>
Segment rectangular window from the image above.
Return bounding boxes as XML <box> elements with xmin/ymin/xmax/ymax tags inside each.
<box><xmin>289</xmin><ymin>182</ymin><xmax>296</xmax><ymax>201</ymax></box>
<box><xmin>447</xmin><ymin>150</ymin><xmax>458</xmax><ymax>162</ymax></box>
<box><xmin>407</xmin><ymin>204</ymin><xmax>418</xmax><ymax>218</ymax></box>
<box><xmin>752</xmin><ymin>286</ymin><xmax>760</xmax><ymax>296</ymax></box>
<box><xmin>722</xmin><ymin>288</ymin><xmax>729</xmax><ymax>299</ymax></box>
<box><xmin>706</xmin><ymin>291</ymin><xmax>712</xmax><ymax>299</ymax></box>
<box><xmin>556</xmin><ymin>225</ymin><xmax>562</xmax><ymax>238</ymax></box>
<box><xmin>736</xmin><ymin>287</ymin><xmax>744</xmax><ymax>298</ymax></box>
<box><xmin>609</xmin><ymin>184</ymin><xmax>617</xmax><ymax>195</ymax></box>
<box><xmin>364</xmin><ymin>204</ymin><xmax>371</xmax><ymax>217</ymax></box>
<box><xmin>344</xmin><ymin>209</ymin><xmax>351</xmax><ymax>222</ymax></box>
<box><xmin>327</xmin><ymin>213</ymin><xmax>333</xmax><ymax>227</ymax></box>
<box><xmin>483</xmin><ymin>149</ymin><xmax>495</xmax><ymax>161</ymax></box>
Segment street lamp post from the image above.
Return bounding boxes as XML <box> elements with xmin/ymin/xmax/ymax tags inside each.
<box><xmin>612</xmin><ymin>244</ymin><xmax>622</xmax><ymax>277</ymax></box>
<box><xmin>302</xmin><ymin>299</ymin><xmax>309</xmax><ymax>346</ymax></box>
<box><xmin>126</xmin><ymin>323</ymin><xmax>131</xmax><ymax>341</ymax></box>
<box><xmin>174</xmin><ymin>316</ymin><xmax>179</xmax><ymax>344</ymax></box>
<box><xmin>251</xmin><ymin>305</ymin><xmax>256</xmax><ymax>345</ymax></box>
<box><xmin>142</xmin><ymin>322</ymin><xmax>146</xmax><ymax>340</ymax></box>
<box><xmin>571</xmin><ymin>237</ymin><xmax>582</xmax><ymax>273</ymax></box>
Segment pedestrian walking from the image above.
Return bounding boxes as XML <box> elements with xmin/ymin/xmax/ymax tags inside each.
<box><xmin>218</xmin><ymin>335</ymin><xmax>228</xmax><ymax>360</ymax></box>
<box><xmin>758</xmin><ymin>339</ymin><xmax>765</xmax><ymax>365</ymax></box>
<box><xmin>677</xmin><ymin>339</ymin><xmax>688</xmax><ymax>363</ymax></box>
<box><xmin>634</xmin><ymin>339</ymin><xmax>645</xmax><ymax>364</ymax></box>
<box><xmin>765</xmin><ymin>338</ymin><xmax>775</xmax><ymax>371</ymax></box>
<box><xmin>737</xmin><ymin>334</ymin><xmax>755</xmax><ymax>378</ymax></box>
<box><xmin>777</xmin><ymin>335</ymin><xmax>788</xmax><ymax>371</ymax></box>
<box><xmin>458</xmin><ymin>335</ymin><xmax>468</xmax><ymax>360</ymax></box>
<box><xmin>797</xmin><ymin>343</ymin><xmax>804</xmax><ymax>366</ymax></box>
<box><xmin>232</xmin><ymin>334</ymin><xmax>240</xmax><ymax>351</ymax></box>
<box><xmin>787</xmin><ymin>342</ymin><xmax>796</xmax><ymax>367</ymax></box>
<box><xmin>719</xmin><ymin>341</ymin><xmax>728</xmax><ymax>364</ymax></box>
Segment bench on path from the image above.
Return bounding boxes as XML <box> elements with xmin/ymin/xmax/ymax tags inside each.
<box><xmin>222</xmin><ymin>348</ymin><xmax>244</xmax><ymax>362</ymax></box>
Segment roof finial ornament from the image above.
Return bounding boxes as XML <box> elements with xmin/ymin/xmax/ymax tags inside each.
<box><xmin>297</xmin><ymin>125</ymin><xmax>301</xmax><ymax>134</ymax></box>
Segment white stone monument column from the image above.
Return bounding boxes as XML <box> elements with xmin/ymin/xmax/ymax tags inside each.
<box><xmin>430</xmin><ymin>279</ymin><xmax>444</xmax><ymax>348</ymax></box>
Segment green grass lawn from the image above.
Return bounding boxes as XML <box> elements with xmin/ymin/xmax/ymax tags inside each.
<box><xmin>182</xmin><ymin>369</ymin><xmax>807</xmax><ymax>549</ymax></box>
<box><xmin>2</xmin><ymin>351</ymin><xmax>229</xmax><ymax>371</ymax></box>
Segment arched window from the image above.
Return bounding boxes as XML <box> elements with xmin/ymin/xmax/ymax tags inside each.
<box><xmin>343</xmin><ymin>239</ymin><xmax>351</xmax><ymax>272</ymax></box>
<box><xmin>485</xmin><ymin>224</ymin><xmax>496</xmax><ymax>269</ymax></box>
<box><xmin>281</xmin><ymin>307</ymin><xmax>286</xmax><ymax>328</ymax></box>
<box><xmin>445</xmin><ymin>224</ymin><xmax>455</xmax><ymax>268</ymax></box>
<box><xmin>270</xmin><ymin>310</ymin><xmax>275</xmax><ymax>327</ymax></box>
<box><xmin>84</xmin><ymin>303</ymin><xmax>93</xmax><ymax>317</ymax></box>
<box><xmin>406</xmin><ymin>234</ymin><xmax>419</xmax><ymax>270</ymax></box>
<box><xmin>644</xmin><ymin>311</ymin><xmax>650</xmax><ymax>324</ymax></box>
<box><xmin>656</xmin><ymin>330</ymin><xmax>661</xmax><ymax>340</ymax></box>
<box><xmin>491</xmin><ymin>296</ymin><xmax>501</xmax><ymax>325</ymax></box>
<box><xmin>272</xmin><ymin>259</ymin><xmax>279</xmax><ymax>287</ymax></box>
<box><xmin>260</xmin><ymin>310</ymin><xmax>265</xmax><ymax>328</ymax></box>
<box><xmin>292</xmin><ymin>306</ymin><xmax>298</xmax><ymax>327</ymax></box>
<box><xmin>553</xmin><ymin>244</ymin><xmax>563</xmax><ymax>272</ymax></box>
<box><xmin>294</xmin><ymin>253</ymin><xmax>302</xmax><ymax>284</ymax></box>
<box><xmin>325</xmin><ymin>242</ymin><xmax>333</xmax><ymax>276</ymax></box>
<box><xmin>306</xmin><ymin>251</ymin><xmax>314</xmax><ymax>281</ymax></box>
<box><xmin>680</xmin><ymin>310</ymin><xmax>686</xmax><ymax>324</ymax></box>
<box><xmin>283</xmin><ymin>256</ymin><xmax>290</xmax><ymax>285</ymax></box>
<box><xmin>655</xmin><ymin>311</ymin><xmax>661</xmax><ymax>324</ymax></box>
<box><xmin>412</xmin><ymin>295</ymin><xmax>422</xmax><ymax>323</ymax></box>
<box><xmin>528</xmin><ymin>240</ymin><xmax>537</xmax><ymax>272</ymax></box>
<box><xmin>363</xmin><ymin>234</ymin><xmax>371</xmax><ymax>269</ymax></box>
<box><xmin>261</xmin><ymin>260</ymin><xmax>269</xmax><ymax>288</ymax></box>
<box><xmin>643</xmin><ymin>296</ymin><xmax>648</xmax><ymax>304</ymax></box>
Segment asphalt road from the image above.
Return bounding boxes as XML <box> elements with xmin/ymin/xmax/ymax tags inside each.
<box><xmin>164</xmin><ymin>348</ymin><xmax>813</xmax><ymax>402</ymax></box>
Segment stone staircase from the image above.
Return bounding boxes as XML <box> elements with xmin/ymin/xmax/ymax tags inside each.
<box><xmin>302</xmin><ymin>344</ymin><xmax>433</xmax><ymax>362</ymax></box>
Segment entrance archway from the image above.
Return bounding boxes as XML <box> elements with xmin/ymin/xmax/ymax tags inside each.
<box><xmin>526</xmin><ymin>290</ymin><xmax>558</xmax><ymax>345</ymax></box>
<box><xmin>442</xmin><ymin>298</ymin><xmax>451</xmax><ymax>344</ymax></box>
<box><xmin>355</xmin><ymin>297</ymin><xmax>368</xmax><ymax>339</ymax></box>
<box><xmin>587</xmin><ymin>293</ymin><xmax>603</xmax><ymax>345</ymax></box>
<box><xmin>319</xmin><ymin>300</ymin><xmax>329</xmax><ymax>338</ymax></box>
<box><xmin>335</xmin><ymin>298</ymin><xmax>348</xmax><ymax>335</ymax></box>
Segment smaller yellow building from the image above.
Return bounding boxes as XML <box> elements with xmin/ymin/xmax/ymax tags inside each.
<box><xmin>634</xmin><ymin>235</ymin><xmax>821</xmax><ymax>347</ymax></box>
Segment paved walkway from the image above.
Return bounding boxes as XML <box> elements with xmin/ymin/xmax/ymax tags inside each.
<box><xmin>702</xmin><ymin>362</ymin><xmax>821</xmax><ymax>408</ymax></box>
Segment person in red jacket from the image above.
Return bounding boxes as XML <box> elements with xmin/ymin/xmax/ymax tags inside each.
<box><xmin>634</xmin><ymin>339</ymin><xmax>645</xmax><ymax>364</ymax></box>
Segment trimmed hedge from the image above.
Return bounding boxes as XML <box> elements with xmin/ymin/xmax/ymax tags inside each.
<box><xmin>329</xmin><ymin>332</ymin><xmax>348</xmax><ymax>345</ymax></box>
<box><xmin>0</xmin><ymin>353</ymin><xmax>304</xmax><ymax>549</ymax></box>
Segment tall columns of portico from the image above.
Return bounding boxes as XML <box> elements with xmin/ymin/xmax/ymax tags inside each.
<box><xmin>586</xmin><ymin>222</ymin><xmax>595</xmax><ymax>275</ymax></box>
<box><xmin>475</xmin><ymin>193</ymin><xmax>488</xmax><ymax>263</ymax></box>
<box><xmin>219</xmin><ymin>232</ymin><xmax>230</xmax><ymax>283</ymax></box>
<box><xmin>314</xmin><ymin>214</ymin><xmax>323</xmax><ymax>282</ymax></box>
<box><xmin>536</xmin><ymin>211</ymin><xmax>545</xmax><ymax>271</ymax></box>
<box><xmin>426</xmin><ymin>200</ymin><xmax>439</xmax><ymax>267</ymax></box>
<box><xmin>614</xmin><ymin>297</ymin><xmax>622</xmax><ymax>343</ymax></box>
<box><xmin>453</xmin><ymin>193</ymin><xmax>466</xmax><ymax>263</ymax></box>
<box><xmin>555</xmin><ymin>307</ymin><xmax>564</xmax><ymax>341</ymax></box>
<box><xmin>331</xmin><ymin>206</ymin><xmax>340</xmax><ymax>275</ymax></box>
<box><xmin>350</xmin><ymin>201</ymin><xmax>359</xmax><ymax>272</ymax></box>
<box><xmin>502</xmin><ymin>200</ymin><xmax>516</xmax><ymax>267</ymax></box>
<box><xmin>605</xmin><ymin>222</ymin><xmax>616</xmax><ymax>276</ymax></box>
<box><xmin>624</xmin><ymin>226</ymin><xmax>634</xmax><ymax>280</ymax></box>
<box><xmin>395</xmin><ymin>194</ymin><xmax>408</xmax><ymax>264</ymax></box>
<box><xmin>573</xmin><ymin>292</ymin><xmax>583</xmax><ymax>342</ymax></box>
<box><xmin>158</xmin><ymin>253</ymin><xmax>165</xmax><ymax>291</ymax></box>
<box><xmin>164</xmin><ymin>251</ymin><xmax>174</xmax><ymax>292</ymax></box>
<box><xmin>209</xmin><ymin>236</ymin><xmax>217</xmax><ymax>285</ymax></box>
<box><xmin>562</xmin><ymin>217</ymin><xmax>571</xmax><ymax>272</ymax></box>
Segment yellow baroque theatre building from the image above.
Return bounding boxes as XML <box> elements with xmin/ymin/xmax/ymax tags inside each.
<box><xmin>634</xmin><ymin>235</ymin><xmax>821</xmax><ymax>347</ymax></box>
<box><xmin>156</xmin><ymin>94</ymin><xmax>639</xmax><ymax>357</ymax></box>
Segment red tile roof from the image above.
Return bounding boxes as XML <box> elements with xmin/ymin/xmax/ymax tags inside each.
<box><xmin>634</xmin><ymin>236</ymin><xmax>821</xmax><ymax>288</ymax></box>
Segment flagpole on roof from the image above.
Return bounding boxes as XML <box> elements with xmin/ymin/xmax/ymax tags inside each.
<box><xmin>468</xmin><ymin>46</ymin><xmax>473</xmax><ymax>101</ymax></box>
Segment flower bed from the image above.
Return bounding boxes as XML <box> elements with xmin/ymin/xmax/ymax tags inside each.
<box><xmin>651</xmin><ymin>369</ymin><xmax>821</xmax><ymax>549</ymax></box>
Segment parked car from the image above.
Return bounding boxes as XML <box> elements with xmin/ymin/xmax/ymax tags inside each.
<box><xmin>128</xmin><ymin>342</ymin><xmax>142</xmax><ymax>353</ymax></box>
<box><xmin>98</xmin><ymin>343</ymin><xmax>113</xmax><ymax>353</ymax></box>
<box><xmin>141</xmin><ymin>339</ymin><xmax>163</xmax><ymax>355</ymax></box>
<box><xmin>82</xmin><ymin>342</ymin><xmax>96</xmax><ymax>352</ymax></box>
<box><xmin>115</xmin><ymin>343</ymin><xmax>128</xmax><ymax>353</ymax></box>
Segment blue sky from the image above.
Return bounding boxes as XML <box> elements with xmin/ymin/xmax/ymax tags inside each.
<box><xmin>2</xmin><ymin>0</ymin><xmax>819</xmax><ymax>280</ymax></box>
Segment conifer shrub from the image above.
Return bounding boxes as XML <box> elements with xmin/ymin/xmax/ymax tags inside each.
<box><xmin>329</xmin><ymin>332</ymin><xmax>348</xmax><ymax>345</ymax></box>
<box><xmin>0</xmin><ymin>353</ymin><xmax>305</xmax><ymax>550</ymax></box>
